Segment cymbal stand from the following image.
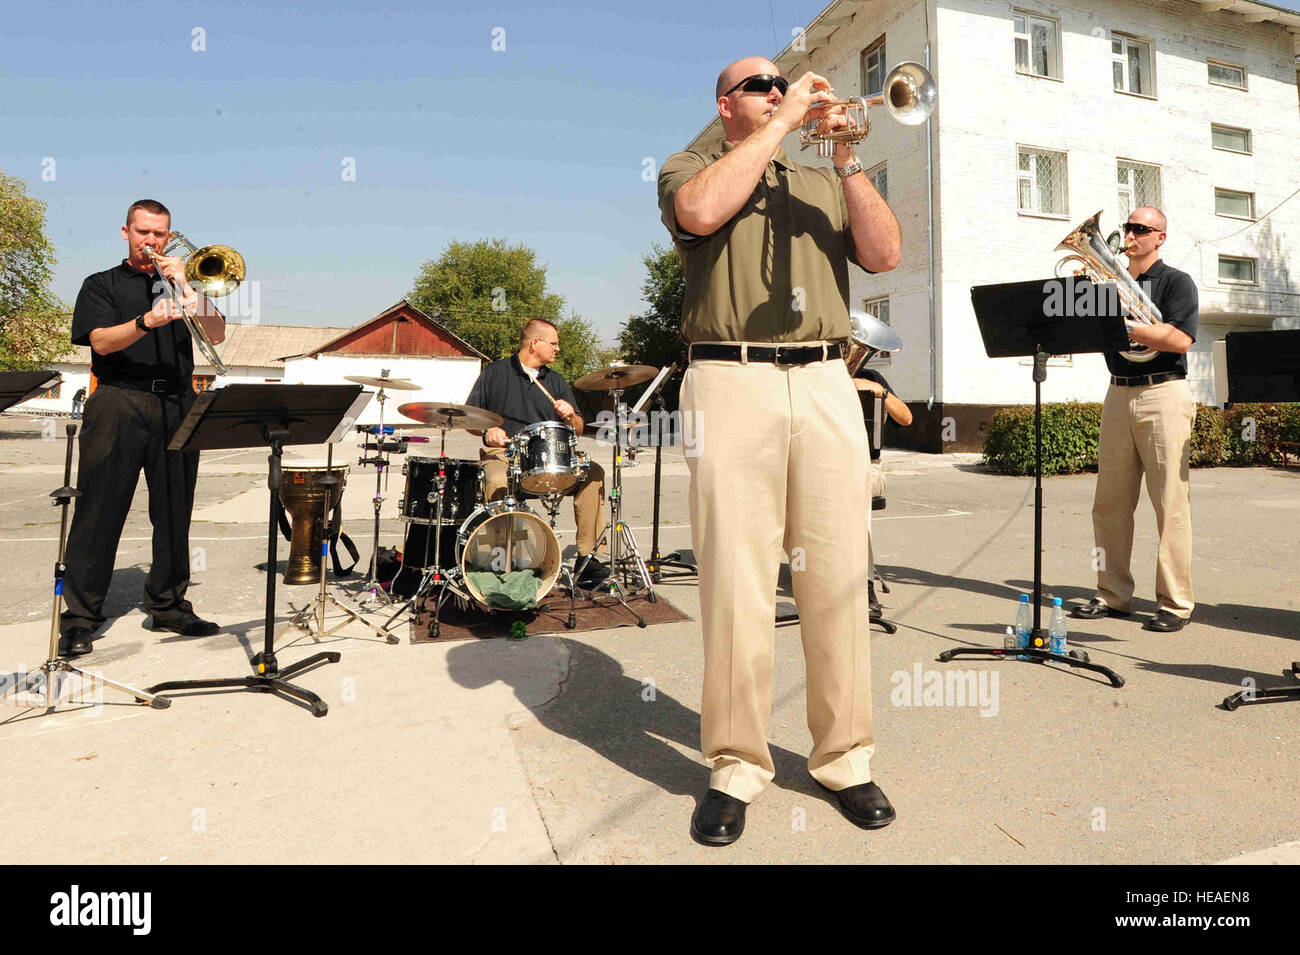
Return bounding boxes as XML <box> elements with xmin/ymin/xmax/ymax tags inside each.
<box><xmin>383</xmin><ymin>425</ymin><xmax>460</xmax><ymax>637</ymax></box>
<box><xmin>574</xmin><ymin>389</ymin><xmax>653</xmax><ymax>626</ymax></box>
<box><xmin>356</xmin><ymin>384</ymin><xmax>393</xmax><ymax>604</ymax></box>
<box><xmin>1</xmin><ymin>424</ymin><xmax>169</xmax><ymax>711</ymax></box>
<box><xmin>277</xmin><ymin>443</ymin><xmax>398</xmax><ymax>646</ymax></box>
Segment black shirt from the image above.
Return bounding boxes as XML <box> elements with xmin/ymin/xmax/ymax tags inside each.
<box><xmin>1105</xmin><ymin>259</ymin><xmax>1198</xmax><ymax>378</ymax></box>
<box><xmin>71</xmin><ymin>260</ymin><xmax>193</xmax><ymax>383</ymax></box>
<box><xmin>465</xmin><ymin>355</ymin><xmax>580</xmax><ymax>440</ymax></box>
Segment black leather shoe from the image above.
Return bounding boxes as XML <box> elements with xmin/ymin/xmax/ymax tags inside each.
<box><xmin>868</xmin><ymin>581</ymin><xmax>883</xmax><ymax>621</ymax></box>
<box><xmin>148</xmin><ymin>614</ymin><xmax>220</xmax><ymax>637</ymax></box>
<box><xmin>819</xmin><ymin>780</ymin><xmax>896</xmax><ymax>830</ymax></box>
<box><xmin>1144</xmin><ymin>610</ymin><xmax>1187</xmax><ymax>632</ymax></box>
<box><xmin>690</xmin><ymin>789</ymin><xmax>747</xmax><ymax>846</ymax></box>
<box><xmin>1070</xmin><ymin>598</ymin><xmax>1131</xmax><ymax>620</ymax></box>
<box><xmin>575</xmin><ymin>558</ymin><xmax>610</xmax><ymax>589</ymax></box>
<box><xmin>58</xmin><ymin>628</ymin><xmax>94</xmax><ymax>658</ymax></box>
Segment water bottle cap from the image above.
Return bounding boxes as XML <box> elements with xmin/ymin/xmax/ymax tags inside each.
<box><xmin>1019</xmin><ymin>594</ymin><xmax>1029</xmax><ymax>602</ymax></box>
<box><xmin>1053</xmin><ymin>597</ymin><xmax>1063</xmax><ymax>606</ymax></box>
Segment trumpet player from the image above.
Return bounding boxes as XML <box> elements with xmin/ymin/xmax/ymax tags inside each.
<box><xmin>1072</xmin><ymin>206</ymin><xmax>1199</xmax><ymax>633</ymax></box>
<box><xmin>58</xmin><ymin>199</ymin><xmax>225</xmax><ymax>659</ymax></box>
<box><xmin>658</xmin><ymin>56</ymin><xmax>900</xmax><ymax>846</ymax></box>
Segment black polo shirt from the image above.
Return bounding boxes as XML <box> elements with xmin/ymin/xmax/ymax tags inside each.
<box><xmin>1106</xmin><ymin>259</ymin><xmax>1198</xmax><ymax>378</ymax></box>
<box><xmin>71</xmin><ymin>260</ymin><xmax>193</xmax><ymax>383</ymax></box>
<box><xmin>465</xmin><ymin>355</ymin><xmax>580</xmax><ymax>440</ymax></box>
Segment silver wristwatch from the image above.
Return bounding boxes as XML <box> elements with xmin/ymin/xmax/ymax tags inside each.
<box><xmin>834</xmin><ymin>158</ymin><xmax>863</xmax><ymax>179</ymax></box>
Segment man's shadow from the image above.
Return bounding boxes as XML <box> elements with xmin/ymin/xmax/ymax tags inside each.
<box><xmin>446</xmin><ymin>637</ymin><xmax>822</xmax><ymax>801</ymax></box>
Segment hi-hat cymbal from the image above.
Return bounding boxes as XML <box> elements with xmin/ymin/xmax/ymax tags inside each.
<box><xmin>397</xmin><ymin>401</ymin><xmax>503</xmax><ymax>431</ymax></box>
<box><xmin>344</xmin><ymin>375</ymin><xmax>422</xmax><ymax>391</ymax></box>
<box><xmin>573</xmin><ymin>364</ymin><xmax>658</xmax><ymax>392</ymax></box>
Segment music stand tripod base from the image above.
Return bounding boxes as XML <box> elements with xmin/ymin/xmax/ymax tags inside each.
<box><xmin>938</xmin><ymin>644</ymin><xmax>1125</xmax><ymax>688</ymax></box>
<box><xmin>1222</xmin><ymin>662</ymin><xmax>1300</xmax><ymax>710</ymax></box>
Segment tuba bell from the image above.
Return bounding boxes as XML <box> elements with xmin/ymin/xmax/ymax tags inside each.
<box><xmin>1054</xmin><ymin>211</ymin><xmax>1163</xmax><ymax>363</ymax></box>
<box><xmin>143</xmin><ymin>232</ymin><xmax>244</xmax><ymax>375</ymax></box>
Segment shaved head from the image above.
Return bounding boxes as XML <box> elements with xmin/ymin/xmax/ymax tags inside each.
<box><xmin>1131</xmin><ymin>206</ymin><xmax>1167</xmax><ymax>231</ymax></box>
<box><xmin>716</xmin><ymin>56</ymin><xmax>778</xmax><ymax>99</ymax></box>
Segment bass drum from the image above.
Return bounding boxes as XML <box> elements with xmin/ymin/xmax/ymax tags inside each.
<box><xmin>456</xmin><ymin>501</ymin><xmax>562</xmax><ymax>608</ymax></box>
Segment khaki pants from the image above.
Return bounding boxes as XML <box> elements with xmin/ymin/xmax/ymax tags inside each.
<box><xmin>683</xmin><ymin>353</ymin><xmax>874</xmax><ymax>802</ymax></box>
<box><xmin>1092</xmin><ymin>379</ymin><xmax>1195</xmax><ymax>618</ymax></box>
<box><xmin>868</xmin><ymin>466</ymin><xmax>885</xmax><ymax>575</ymax></box>
<box><xmin>481</xmin><ymin>446</ymin><xmax>607</xmax><ymax>557</ymax></box>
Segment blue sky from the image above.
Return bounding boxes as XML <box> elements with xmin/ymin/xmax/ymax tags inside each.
<box><xmin>3</xmin><ymin>0</ymin><xmax>1298</xmax><ymax>340</ymax></box>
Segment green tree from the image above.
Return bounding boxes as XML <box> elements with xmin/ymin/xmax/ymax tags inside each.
<box><xmin>619</xmin><ymin>242</ymin><xmax>686</xmax><ymax>408</ymax></box>
<box><xmin>408</xmin><ymin>238</ymin><xmax>566</xmax><ymax>360</ymax></box>
<box><xmin>553</xmin><ymin>311</ymin><xmax>606</xmax><ymax>381</ymax></box>
<box><xmin>0</xmin><ymin>171</ymin><xmax>70</xmax><ymax>370</ymax></box>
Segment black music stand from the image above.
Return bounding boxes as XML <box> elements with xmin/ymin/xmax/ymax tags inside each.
<box><xmin>639</xmin><ymin>363</ymin><xmax>697</xmax><ymax>583</ymax></box>
<box><xmin>937</xmin><ymin>278</ymin><xmax>1128</xmax><ymax>687</ymax></box>
<box><xmin>1218</xmin><ymin>330</ymin><xmax>1300</xmax><ymax>709</ymax></box>
<box><xmin>0</xmin><ymin>369</ymin><xmax>62</xmax><ymax>412</ymax></box>
<box><xmin>147</xmin><ymin>384</ymin><xmax>369</xmax><ymax>717</ymax></box>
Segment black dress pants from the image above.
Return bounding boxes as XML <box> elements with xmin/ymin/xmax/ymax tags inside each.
<box><xmin>60</xmin><ymin>384</ymin><xmax>200</xmax><ymax>635</ymax></box>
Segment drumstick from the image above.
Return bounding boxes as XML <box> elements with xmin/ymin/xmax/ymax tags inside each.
<box><xmin>532</xmin><ymin>376</ymin><xmax>558</xmax><ymax>405</ymax></box>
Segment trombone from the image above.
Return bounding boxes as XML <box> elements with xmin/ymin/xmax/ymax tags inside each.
<box><xmin>143</xmin><ymin>233</ymin><xmax>244</xmax><ymax>375</ymax></box>
<box><xmin>798</xmin><ymin>61</ymin><xmax>937</xmax><ymax>158</ymax></box>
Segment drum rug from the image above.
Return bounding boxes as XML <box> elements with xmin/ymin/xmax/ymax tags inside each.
<box><xmin>410</xmin><ymin>588</ymin><xmax>691</xmax><ymax>643</ymax></box>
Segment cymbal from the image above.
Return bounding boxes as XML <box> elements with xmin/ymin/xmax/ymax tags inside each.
<box><xmin>344</xmin><ymin>375</ymin><xmax>422</xmax><ymax>391</ymax></box>
<box><xmin>397</xmin><ymin>401</ymin><xmax>503</xmax><ymax>431</ymax></box>
<box><xmin>573</xmin><ymin>364</ymin><xmax>658</xmax><ymax>392</ymax></box>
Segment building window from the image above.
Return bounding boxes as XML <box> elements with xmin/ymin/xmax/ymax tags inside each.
<box><xmin>1218</xmin><ymin>255</ymin><xmax>1257</xmax><ymax>284</ymax></box>
<box><xmin>867</xmin><ymin>161</ymin><xmax>888</xmax><ymax>201</ymax></box>
<box><xmin>861</xmin><ymin>36</ymin><xmax>886</xmax><ymax>97</ymax></box>
<box><xmin>1017</xmin><ymin>146</ymin><xmax>1068</xmax><ymax>217</ymax></box>
<box><xmin>1211</xmin><ymin>124</ymin><xmax>1251</xmax><ymax>154</ymax></box>
<box><xmin>40</xmin><ymin>382</ymin><xmax>62</xmax><ymax>399</ymax></box>
<box><xmin>192</xmin><ymin>375</ymin><xmax>216</xmax><ymax>393</ymax></box>
<box><xmin>863</xmin><ymin>296</ymin><xmax>890</xmax><ymax>326</ymax></box>
<box><xmin>1207</xmin><ymin>59</ymin><xmax>1246</xmax><ymax>90</ymax></box>
<box><xmin>1215</xmin><ymin>188</ymin><xmax>1255</xmax><ymax>220</ymax></box>
<box><xmin>1117</xmin><ymin>160</ymin><xmax>1162</xmax><ymax>219</ymax></box>
<box><xmin>1111</xmin><ymin>33</ymin><xmax>1155</xmax><ymax>97</ymax></box>
<box><xmin>1014</xmin><ymin>11</ymin><xmax>1061</xmax><ymax>80</ymax></box>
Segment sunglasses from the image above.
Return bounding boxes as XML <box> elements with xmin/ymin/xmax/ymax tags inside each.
<box><xmin>722</xmin><ymin>74</ymin><xmax>789</xmax><ymax>97</ymax></box>
<box><xmin>1123</xmin><ymin>222</ymin><xmax>1159</xmax><ymax>236</ymax></box>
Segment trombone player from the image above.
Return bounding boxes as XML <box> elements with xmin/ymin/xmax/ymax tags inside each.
<box><xmin>1072</xmin><ymin>206</ymin><xmax>1198</xmax><ymax>633</ymax></box>
<box><xmin>58</xmin><ymin>199</ymin><xmax>226</xmax><ymax>658</ymax></box>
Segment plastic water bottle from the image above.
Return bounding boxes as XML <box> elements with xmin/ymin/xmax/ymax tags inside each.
<box><xmin>1048</xmin><ymin>597</ymin><xmax>1068</xmax><ymax>656</ymax></box>
<box><xmin>1015</xmin><ymin>594</ymin><xmax>1033</xmax><ymax>660</ymax></box>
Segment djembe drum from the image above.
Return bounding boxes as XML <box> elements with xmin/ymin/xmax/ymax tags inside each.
<box><xmin>279</xmin><ymin>464</ymin><xmax>350</xmax><ymax>585</ymax></box>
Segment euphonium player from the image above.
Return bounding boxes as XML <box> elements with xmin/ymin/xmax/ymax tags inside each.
<box><xmin>58</xmin><ymin>199</ymin><xmax>226</xmax><ymax>658</ymax></box>
<box><xmin>1071</xmin><ymin>206</ymin><xmax>1199</xmax><ymax>633</ymax></box>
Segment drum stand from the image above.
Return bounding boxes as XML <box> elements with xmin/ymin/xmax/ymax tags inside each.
<box><xmin>573</xmin><ymin>389</ymin><xmax>653</xmax><ymax>627</ymax></box>
<box><xmin>1</xmin><ymin>424</ymin><xmax>169</xmax><ymax>712</ymax></box>
<box><xmin>277</xmin><ymin>444</ymin><xmax>397</xmax><ymax>647</ymax></box>
<box><xmin>383</xmin><ymin>426</ymin><xmax>457</xmax><ymax>636</ymax></box>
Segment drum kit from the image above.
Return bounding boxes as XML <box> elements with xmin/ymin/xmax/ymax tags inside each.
<box><xmin>271</xmin><ymin>365</ymin><xmax>664</xmax><ymax>639</ymax></box>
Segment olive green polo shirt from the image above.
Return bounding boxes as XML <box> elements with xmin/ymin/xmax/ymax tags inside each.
<box><xmin>657</xmin><ymin>138</ymin><xmax>862</xmax><ymax>345</ymax></box>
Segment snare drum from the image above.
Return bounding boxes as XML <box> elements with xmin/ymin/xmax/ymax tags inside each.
<box><xmin>400</xmin><ymin>456</ymin><xmax>482</xmax><ymax>525</ymax></box>
<box><xmin>510</xmin><ymin>421</ymin><xmax>585</xmax><ymax>495</ymax></box>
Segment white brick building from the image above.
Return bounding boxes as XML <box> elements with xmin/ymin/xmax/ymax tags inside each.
<box><xmin>687</xmin><ymin>0</ymin><xmax>1300</xmax><ymax>449</ymax></box>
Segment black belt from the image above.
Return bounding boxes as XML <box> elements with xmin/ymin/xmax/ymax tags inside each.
<box><xmin>1110</xmin><ymin>372</ymin><xmax>1186</xmax><ymax>387</ymax></box>
<box><xmin>689</xmin><ymin>342</ymin><xmax>845</xmax><ymax>365</ymax></box>
<box><xmin>100</xmin><ymin>378</ymin><xmax>189</xmax><ymax>395</ymax></box>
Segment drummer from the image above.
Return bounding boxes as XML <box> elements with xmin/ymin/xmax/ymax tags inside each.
<box><xmin>465</xmin><ymin>318</ymin><xmax>610</xmax><ymax>588</ymax></box>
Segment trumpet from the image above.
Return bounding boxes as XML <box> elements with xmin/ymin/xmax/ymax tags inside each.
<box><xmin>798</xmin><ymin>61</ymin><xmax>937</xmax><ymax>158</ymax></box>
<box><xmin>143</xmin><ymin>232</ymin><xmax>244</xmax><ymax>375</ymax></box>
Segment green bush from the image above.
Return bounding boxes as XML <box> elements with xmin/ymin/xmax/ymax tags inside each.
<box><xmin>982</xmin><ymin>400</ymin><xmax>1300</xmax><ymax>475</ymax></box>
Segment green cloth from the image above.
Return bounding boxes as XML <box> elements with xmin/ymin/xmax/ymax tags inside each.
<box><xmin>467</xmin><ymin>570</ymin><xmax>541</xmax><ymax>610</ymax></box>
<box><xmin>656</xmin><ymin>138</ymin><xmax>862</xmax><ymax>345</ymax></box>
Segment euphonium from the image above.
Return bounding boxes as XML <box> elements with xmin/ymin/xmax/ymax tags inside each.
<box><xmin>143</xmin><ymin>232</ymin><xmax>244</xmax><ymax>375</ymax></box>
<box><xmin>1054</xmin><ymin>211</ymin><xmax>1163</xmax><ymax>363</ymax></box>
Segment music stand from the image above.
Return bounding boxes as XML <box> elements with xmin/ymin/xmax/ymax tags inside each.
<box><xmin>1216</xmin><ymin>330</ymin><xmax>1300</xmax><ymax>710</ymax></box>
<box><xmin>147</xmin><ymin>384</ymin><xmax>369</xmax><ymax>717</ymax></box>
<box><xmin>637</xmin><ymin>363</ymin><xmax>697</xmax><ymax>583</ymax></box>
<box><xmin>0</xmin><ymin>370</ymin><xmax>62</xmax><ymax>412</ymax></box>
<box><xmin>937</xmin><ymin>278</ymin><xmax>1128</xmax><ymax>688</ymax></box>
<box><xmin>0</xmin><ymin>373</ymin><xmax>171</xmax><ymax>711</ymax></box>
